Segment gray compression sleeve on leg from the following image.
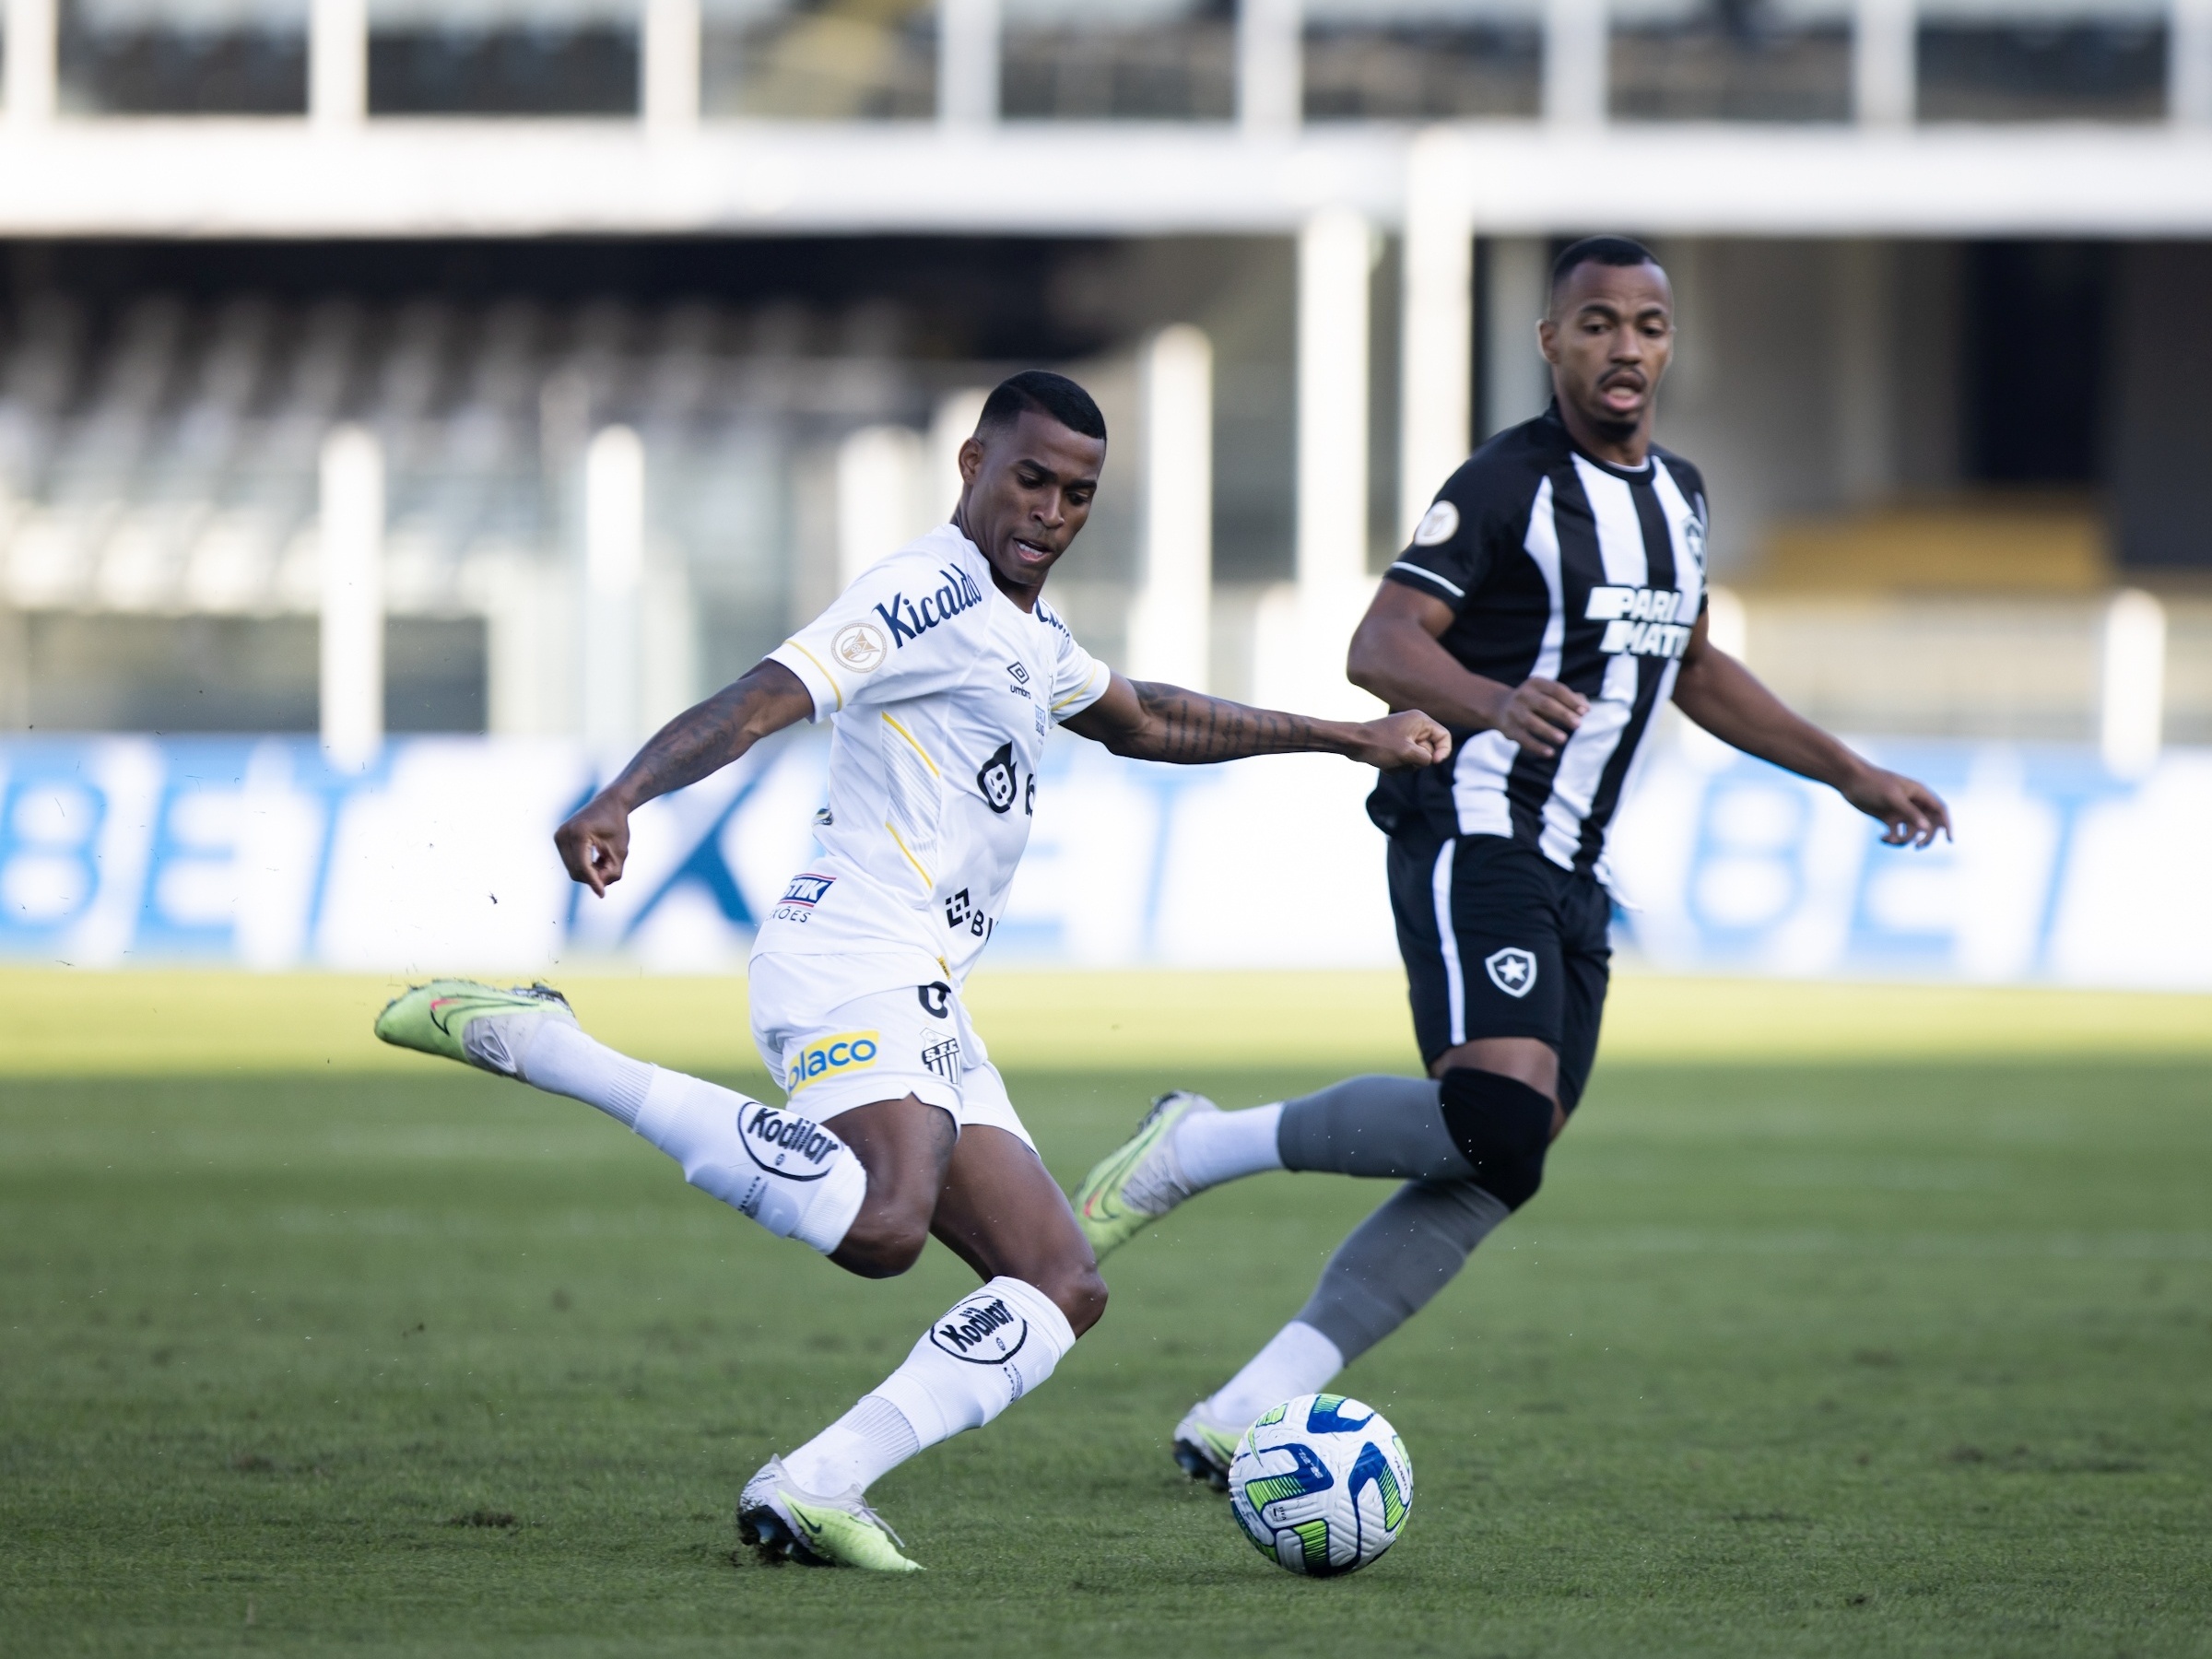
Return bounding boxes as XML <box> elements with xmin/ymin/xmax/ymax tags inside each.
<box><xmin>1274</xmin><ymin>1076</ymin><xmax>1475</xmax><ymax>1181</ymax></box>
<box><xmin>1293</xmin><ymin>1180</ymin><xmax>1511</xmax><ymax>1363</ymax></box>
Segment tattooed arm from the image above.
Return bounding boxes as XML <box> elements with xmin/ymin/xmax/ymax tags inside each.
<box><xmin>1062</xmin><ymin>673</ymin><xmax>1451</xmax><ymax>770</ymax></box>
<box><xmin>556</xmin><ymin>660</ymin><xmax>814</xmax><ymax>895</ymax></box>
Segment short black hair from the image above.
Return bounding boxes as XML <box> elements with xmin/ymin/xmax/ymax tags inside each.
<box><xmin>976</xmin><ymin>370</ymin><xmax>1107</xmax><ymax>443</ymax></box>
<box><xmin>1548</xmin><ymin>235</ymin><xmax>1663</xmax><ymax>305</ymax></box>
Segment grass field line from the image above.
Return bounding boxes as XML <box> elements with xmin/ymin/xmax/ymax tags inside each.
<box><xmin>0</xmin><ymin>965</ymin><xmax>2206</xmax><ymax>1076</ymax></box>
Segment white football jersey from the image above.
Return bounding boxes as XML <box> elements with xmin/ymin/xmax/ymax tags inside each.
<box><xmin>757</xmin><ymin>524</ymin><xmax>1110</xmax><ymax>983</ymax></box>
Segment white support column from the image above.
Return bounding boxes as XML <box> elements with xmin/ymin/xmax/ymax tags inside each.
<box><xmin>319</xmin><ymin>426</ymin><xmax>384</xmax><ymax>770</ymax></box>
<box><xmin>2173</xmin><ymin>0</ymin><xmax>2212</xmax><ymax>125</ymax></box>
<box><xmin>1127</xmin><ymin>325</ymin><xmax>1214</xmax><ymax>690</ymax></box>
<box><xmin>1298</xmin><ymin>208</ymin><xmax>1371</xmax><ymax>595</ymax></box>
<box><xmin>939</xmin><ymin>0</ymin><xmax>1000</xmax><ymax>126</ymax></box>
<box><xmin>4</xmin><ymin>0</ymin><xmax>58</xmax><ymax>125</ymax></box>
<box><xmin>1543</xmin><ymin>0</ymin><xmax>1606</xmax><ymax>125</ymax></box>
<box><xmin>583</xmin><ymin>426</ymin><xmax>646</xmax><ymax>755</ymax></box>
<box><xmin>1399</xmin><ymin>128</ymin><xmax>1474</xmax><ymax>541</ymax></box>
<box><xmin>2100</xmin><ymin>588</ymin><xmax>2167</xmax><ymax>780</ymax></box>
<box><xmin>836</xmin><ymin>424</ymin><xmax>925</xmax><ymax>588</ymax></box>
<box><xmin>1255</xmin><ymin>206</ymin><xmax>1377</xmax><ymax>716</ymax></box>
<box><xmin>642</xmin><ymin>0</ymin><xmax>701</xmax><ymax>130</ymax></box>
<box><xmin>1483</xmin><ymin>237</ymin><xmax>1552</xmax><ymax>437</ymax></box>
<box><xmin>1239</xmin><ymin>0</ymin><xmax>1301</xmax><ymax>134</ymax></box>
<box><xmin>1853</xmin><ymin>0</ymin><xmax>1915</xmax><ymax>126</ymax></box>
<box><xmin>310</xmin><ymin>0</ymin><xmax>366</xmax><ymax>125</ymax></box>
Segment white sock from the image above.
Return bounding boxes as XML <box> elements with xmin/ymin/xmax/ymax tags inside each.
<box><xmin>1173</xmin><ymin>1102</ymin><xmax>1285</xmax><ymax>1192</ymax></box>
<box><xmin>780</xmin><ymin>1395</ymin><xmax>920</xmax><ymax>1498</ymax></box>
<box><xmin>1204</xmin><ymin>1319</ymin><xmax>1345</xmax><ymax>1430</ymax></box>
<box><xmin>784</xmin><ymin>1277</ymin><xmax>1075</xmax><ymax>1493</ymax></box>
<box><xmin>471</xmin><ymin>1014</ymin><xmax>865</xmax><ymax>1253</ymax></box>
<box><xmin>630</xmin><ymin>1070</ymin><xmax>867</xmax><ymax>1254</ymax></box>
<box><xmin>481</xmin><ymin>1017</ymin><xmax>654</xmax><ymax>1125</ymax></box>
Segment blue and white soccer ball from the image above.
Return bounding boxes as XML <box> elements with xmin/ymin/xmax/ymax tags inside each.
<box><xmin>1227</xmin><ymin>1394</ymin><xmax>1413</xmax><ymax>1577</ymax></box>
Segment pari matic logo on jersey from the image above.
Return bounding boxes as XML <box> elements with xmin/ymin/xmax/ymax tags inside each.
<box><xmin>929</xmin><ymin>1293</ymin><xmax>1029</xmax><ymax>1365</ymax></box>
<box><xmin>875</xmin><ymin>565</ymin><xmax>984</xmax><ymax>649</ymax></box>
<box><xmin>737</xmin><ymin>1100</ymin><xmax>841</xmax><ymax>1181</ymax></box>
<box><xmin>1586</xmin><ymin>586</ymin><xmax>1694</xmax><ymax>659</ymax></box>
<box><xmin>786</xmin><ymin>1030</ymin><xmax>879</xmax><ymax>1094</ymax></box>
<box><xmin>1485</xmin><ymin>947</ymin><xmax>1538</xmax><ymax>998</ymax></box>
<box><xmin>832</xmin><ymin>624</ymin><xmax>887</xmax><ymax>674</ymax></box>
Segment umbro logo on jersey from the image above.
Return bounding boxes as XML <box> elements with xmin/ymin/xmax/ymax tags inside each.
<box><xmin>1587</xmin><ymin>587</ymin><xmax>1694</xmax><ymax>660</ymax></box>
<box><xmin>876</xmin><ymin>566</ymin><xmax>984</xmax><ymax>648</ymax></box>
<box><xmin>1485</xmin><ymin>947</ymin><xmax>1537</xmax><ymax>998</ymax></box>
<box><xmin>930</xmin><ymin>1294</ymin><xmax>1029</xmax><ymax>1364</ymax></box>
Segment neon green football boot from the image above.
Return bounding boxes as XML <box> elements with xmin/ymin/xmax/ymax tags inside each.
<box><xmin>1071</xmin><ymin>1090</ymin><xmax>1217</xmax><ymax>1260</ymax></box>
<box><xmin>372</xmin><ymin>978</ymin><xmax>575</xmax><ymax>1075</ymax></box>
<box><xmin>737</xmin><ymin>1457</ymin><xmax>923</xmax><ymax>1572</ymax></box>
<box><xmin>1171</xmin><ymin>1400</ymin><xmax>1246</xmax><ymax>1492</ymax></box>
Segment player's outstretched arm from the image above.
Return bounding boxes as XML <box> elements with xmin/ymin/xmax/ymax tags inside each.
<box><xmin>555</xmin><ymin>660</ymin><xmax>816</xmax><ymax>895</ymax></box>
<box><xmin>1672</xmin><ymin>613</ymin><xmax>1951</xmax><ymax>848</ymax></box>
<box><xmin>1062</xmin><ymin>672</ymin><xmax>1450</xmax><ymax>771</ymax></box>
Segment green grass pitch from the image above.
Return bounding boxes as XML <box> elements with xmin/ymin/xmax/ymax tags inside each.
<box><xmin>2</xmin><ymin>980</ymin><xmax>2208</xmax><ymax>1655</ymax></box>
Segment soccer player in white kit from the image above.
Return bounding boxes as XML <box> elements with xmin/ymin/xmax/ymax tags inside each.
<box><xmin>373</xmin><ymin>371</ymin><xmax>1450</xmax><ymax>1571</ymax></box>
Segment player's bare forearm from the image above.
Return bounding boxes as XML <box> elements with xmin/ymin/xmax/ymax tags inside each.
<box><xmin>555</xmin><ymin>659</ymin><xmax>812</xmax><ymax>894</ymax></box>
<box><xmin>1109</xmin><ymin>680</ymin><xmax>1345</xmax><ymax>764</ymax></box>
<box><xmin>1672</xmin><ymin>642</ymin><xmax>1860</xmax><ymax>788</ymax></box>
<box><xmin>1063</xmin><ymin>673</ymin><xmax>1449</xmax><ymax>770</ymax></box>
<box><xmin>1674</xmin><ymin>626</ymin><xmax>1951</xmax><ymax>847</ymax></box>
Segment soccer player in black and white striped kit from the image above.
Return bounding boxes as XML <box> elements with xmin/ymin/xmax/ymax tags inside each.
<box><xmin>1073</xmin><ymin>236</ymin><xmax>1954</xmax><ymax>1483</ymax></box>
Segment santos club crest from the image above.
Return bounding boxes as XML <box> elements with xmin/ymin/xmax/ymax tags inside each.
<box><xmin>1485</xmin><ymin>947</ymin><xmax>1537</xmax><ymax>998</ymax></box>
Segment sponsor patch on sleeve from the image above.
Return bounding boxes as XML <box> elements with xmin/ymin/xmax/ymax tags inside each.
<box><xmin>1412</xmin><ymin>500</ymin><xmax>1461</xmax><ymax>547</ymax></box>
<box><xmin>772</xmin><ymin>873</ymin><xmax>835</xmax><ymax>924</ymax></box>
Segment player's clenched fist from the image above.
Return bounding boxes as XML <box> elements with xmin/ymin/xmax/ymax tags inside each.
<box><xmin>555</xmin><ymin>794</ymin><xmax>633</xmax><ymax>896</ymax></box>
<box><xmin>1349</xmin><ymin>710</ymin><xmax>1453</xmax><ymax>771</ymax></box>
<box><xmin>1490</xmin><ymin>676</ymin><xmax>1589</xmax><ymax>759</ymax></box>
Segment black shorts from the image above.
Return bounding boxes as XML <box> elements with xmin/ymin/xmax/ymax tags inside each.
<box><xmin>1386</xmin><ymin>831</ymin><xmax>1613</xmax><ymax>1112</ymax></box>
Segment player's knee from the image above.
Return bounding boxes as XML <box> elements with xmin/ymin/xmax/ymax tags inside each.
<box><xmin>1046</xmin><ymin>1262</ymin><xmax>1109</xmax><ymax>1337</ymax></box>
<box><xmin>1437</xmin><ymin>1067</ymin><xmax>1556</xmax><ymax>1212</ymax></box>
<box><xmin>830</xmin><ymin>1207</ymin><xmax>932</xmax><ymax>1279</ymax></box>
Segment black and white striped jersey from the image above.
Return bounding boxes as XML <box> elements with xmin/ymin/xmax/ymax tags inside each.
<box><xmin>1368</xmin><ymin>404</ymin><xmax>1709</xmax><ymax>877</ymax></box>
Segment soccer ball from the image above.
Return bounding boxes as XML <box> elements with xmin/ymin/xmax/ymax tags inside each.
<box><xmin>1227</xmin><ymin>1394</ymin><xmax>1413</xmax><ymax>1577</ymax></box>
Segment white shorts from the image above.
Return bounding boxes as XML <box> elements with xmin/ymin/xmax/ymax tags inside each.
<box><xmin>747</xmin><ymin>950</ymin><xmax>1033</xmax><ymax>1151</ymax></box>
